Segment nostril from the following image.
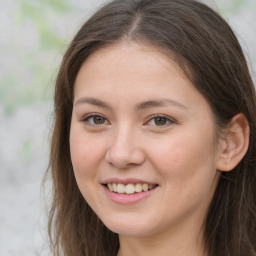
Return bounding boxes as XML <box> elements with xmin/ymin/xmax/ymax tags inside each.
<box><xmin>105</xmin><ymin>146</ymin><xmax>146</xmax><ymax>168</ymax></box>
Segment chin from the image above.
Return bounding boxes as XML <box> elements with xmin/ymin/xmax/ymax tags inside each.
<box><xmin>101</xmin><ymin>215</ymin><xmax>158</xmax><ymax>237</ymax></box>
<box><xmin>107</xmin><ymin>225</ymin><xmax>153</xmax><ymax>237</ymax></box>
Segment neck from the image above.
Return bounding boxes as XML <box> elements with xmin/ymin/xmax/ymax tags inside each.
<box><xmin>117</xmin><ymin>221</ymin><xmax>207</xmax><ymax>256</ymax></box>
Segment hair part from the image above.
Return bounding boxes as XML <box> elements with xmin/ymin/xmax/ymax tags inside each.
<box><xmin>46</xmin><ymin>0</ymin><xmax>256</xmax><ymax>255</ymax></box>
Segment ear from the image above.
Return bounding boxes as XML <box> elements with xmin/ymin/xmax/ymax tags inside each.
<box><xmin>217</xmin><ymin>113</ymin><xmax>250</xmax><ymax>172</ymax></box>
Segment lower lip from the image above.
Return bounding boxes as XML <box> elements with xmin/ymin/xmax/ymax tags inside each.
<box><xmin>103</xmin><ymin>185</ymin><xmax>158</xmax><ymax>205</ymax></box>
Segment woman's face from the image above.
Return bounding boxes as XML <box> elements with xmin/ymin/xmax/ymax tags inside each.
<box><xmin>70</xmin><ymin>42</ymin><xmax>221</xmax><ymax>238</ymax></box>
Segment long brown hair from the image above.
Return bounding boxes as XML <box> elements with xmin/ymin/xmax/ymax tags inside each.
<box><xmin>46</xmin><ymin>0</ymin><xmax>256</xmax><ymax>255</ymax></box>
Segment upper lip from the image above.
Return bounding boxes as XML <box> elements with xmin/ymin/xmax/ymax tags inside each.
<box><xmin>102</xmin><ymin>178</ymin><xmax>158</xmax><ymax>185</ymax></box>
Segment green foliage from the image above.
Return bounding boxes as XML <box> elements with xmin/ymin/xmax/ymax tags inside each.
<box><xmin>1</xmin><ymin>0</ymin><xmax>74</xmax><ymax>113</ymax></box>
<box><xmin>21</xmin><ymin>138</ymin><xmax>32</xmax><ymax>164</ymax></box>
<box><xmin>17</xmin><ymin>0</ymin><xmax>71</xmax><ymax>49</ymax></box>
<box><xmin>216</xmin><ymin>0</ymin><xmax>250</xmax><ymax>14</ymax></box>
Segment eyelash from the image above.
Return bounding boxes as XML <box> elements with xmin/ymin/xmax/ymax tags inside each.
<box><xmin>81</xmin><ymin>113</ymin><xmax>110</xmax><ymax>126</ymax></box>
<box><xmin>145</xmin><ymin>114</ymin><xmax>176</xmax><ymax>127</ymax></box>
<box><xmin>81</xmin><ymin>113</ymin><xmax>175</xmax><ymax>127</ymax></box>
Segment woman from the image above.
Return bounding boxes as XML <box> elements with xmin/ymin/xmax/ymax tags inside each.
<box><xmin>46</xmin><ymin>0</ymin><xmax>256</xmax><ymax>255</ymax></box>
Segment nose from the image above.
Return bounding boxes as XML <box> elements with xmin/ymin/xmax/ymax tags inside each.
<box><xmin>105</xmin><ymin>126</ymin><xmax>145</xmax><ymax>169</ymax></box>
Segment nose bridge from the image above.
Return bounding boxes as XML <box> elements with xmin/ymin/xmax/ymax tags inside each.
<box><xmin>113</xmin><ymin>122</ymin><xmax>132</xmax><ymax>146</ymax></box>
<box><xmin>105</xmin><ymin>122</ymin><xmax>145</xmax><ymax>168</ymax></box>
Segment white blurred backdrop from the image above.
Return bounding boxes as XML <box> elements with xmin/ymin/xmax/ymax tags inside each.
<box><xmin>0</xmin><ymin>0</ymin><xmax>255</xmax><ymax>255</ymax></box>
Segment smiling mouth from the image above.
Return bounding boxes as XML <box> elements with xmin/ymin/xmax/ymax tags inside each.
<box><xmin>105</xmin><ymin>183</ymin><xmax>158</xmax><ymax>195</ymax></box>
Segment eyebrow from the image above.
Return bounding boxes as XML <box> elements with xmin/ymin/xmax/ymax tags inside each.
<box><xmin>74</xmin><ymin>97</ymin><xmax>111</xmax><ymax>109</ymax></box>
<box><xmin>135</xmin><ymin>99</ymin><xmax>187</xmax><ymax>110</ymax></box>
<box><xmin>74</xmin><ymin>97</ymin><xmax>187</xmax><ymax>110</ymax></box>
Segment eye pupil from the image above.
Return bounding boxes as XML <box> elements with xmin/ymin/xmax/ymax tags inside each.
<box><xmin>93</xmin><ymin>116</ymin><xmax>105</xmax><ymax>124</ymax></box>
<box><xmin>154</xmin><ymin>117</ymin><xmax>167</xmax><ymax>126</ymax></box>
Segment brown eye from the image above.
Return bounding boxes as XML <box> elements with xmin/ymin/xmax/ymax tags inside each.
<box><xmin>93</xmin><ymin>116</ymin><xmax>106</xmax><ymax>124</ymax></box>
<box><xmin>82</xmin><ymin>114</ymin><xmax>109</xmax><ymax>125</ymax></box>
<box><xmin>154</xmin><ymin>117</ymin><xmax>167</xmax><ymax>126</ymax></box>
<box><xmin>146</xmin><ymin>115</ymin><xmax>175</xmax><ymax>127</ymax></box>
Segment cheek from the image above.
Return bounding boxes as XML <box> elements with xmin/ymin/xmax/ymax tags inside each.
<box><xmin>149</xmin><ymin>133</ymin><xmax>219</xmax><ymax>220</ymax></box>
<box><xmin>149</xmin><ymin>131</ymin><xmax>217</xmax><ymax>182</ymax></box>
<box><xmin>69</xmin><ymin>130</ymin><xmax>105</xmax><ymax>204</ymax></box>
<box><xmin>70</xmin><ymin>128</ymin><xmax>103</xmax><ymax>178</ymax></box>
<box><xmin>70</xmin><ymin>135</ymin><xmax>86</xmax><ymax>172</ymax></box>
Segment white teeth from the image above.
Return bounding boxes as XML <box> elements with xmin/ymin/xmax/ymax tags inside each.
<box><xmin>142</xmin><ymin>184</ymin><xmax>149</xmax><ymax>192</ymax></box>
<box><xmin>106</xmin><ymin>183</ymin><xmax>156</xmax><ymax>194</ymax></box>
<box><xmin>135</xmin><ymin>183</ymin><xmax>142</xmax><ymax>192</ymax></box>
<box><xmin>107</xmin><ymin>183</ymin><xmax>113</xmax><ymax>192</ymax></box>
<box><xmin>117</xmin><ymin>183</ymin><xmax>126</xmax><ymax>193</ymax></box>
<box><xmin>126</xmin><ymin>184</ymin><xmax>135</xmax><ymax>194</ymax></box>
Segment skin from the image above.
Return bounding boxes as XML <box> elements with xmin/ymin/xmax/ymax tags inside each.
<box><xmin>70</xmin><ymin>42</ymin><xmax>224</xmax><ymax>256</ymax></box>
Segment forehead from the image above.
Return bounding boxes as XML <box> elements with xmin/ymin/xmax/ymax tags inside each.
<box><xmin>74</xmin><ymin>41</ymin><xmax>190</xmax><ymax>94</ymax></box>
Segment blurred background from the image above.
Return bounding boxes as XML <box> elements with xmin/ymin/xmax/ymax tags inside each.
<box><xmin>0</xmin><ymin>0</ymin><xmax>255</xmax><ymax>255</ymax></box>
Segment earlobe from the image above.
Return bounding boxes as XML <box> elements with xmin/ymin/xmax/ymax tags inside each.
<box><xmin>217</xmin><ymin>113</ymin><xmax>250</xmax><ymax>172</ymax></box>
